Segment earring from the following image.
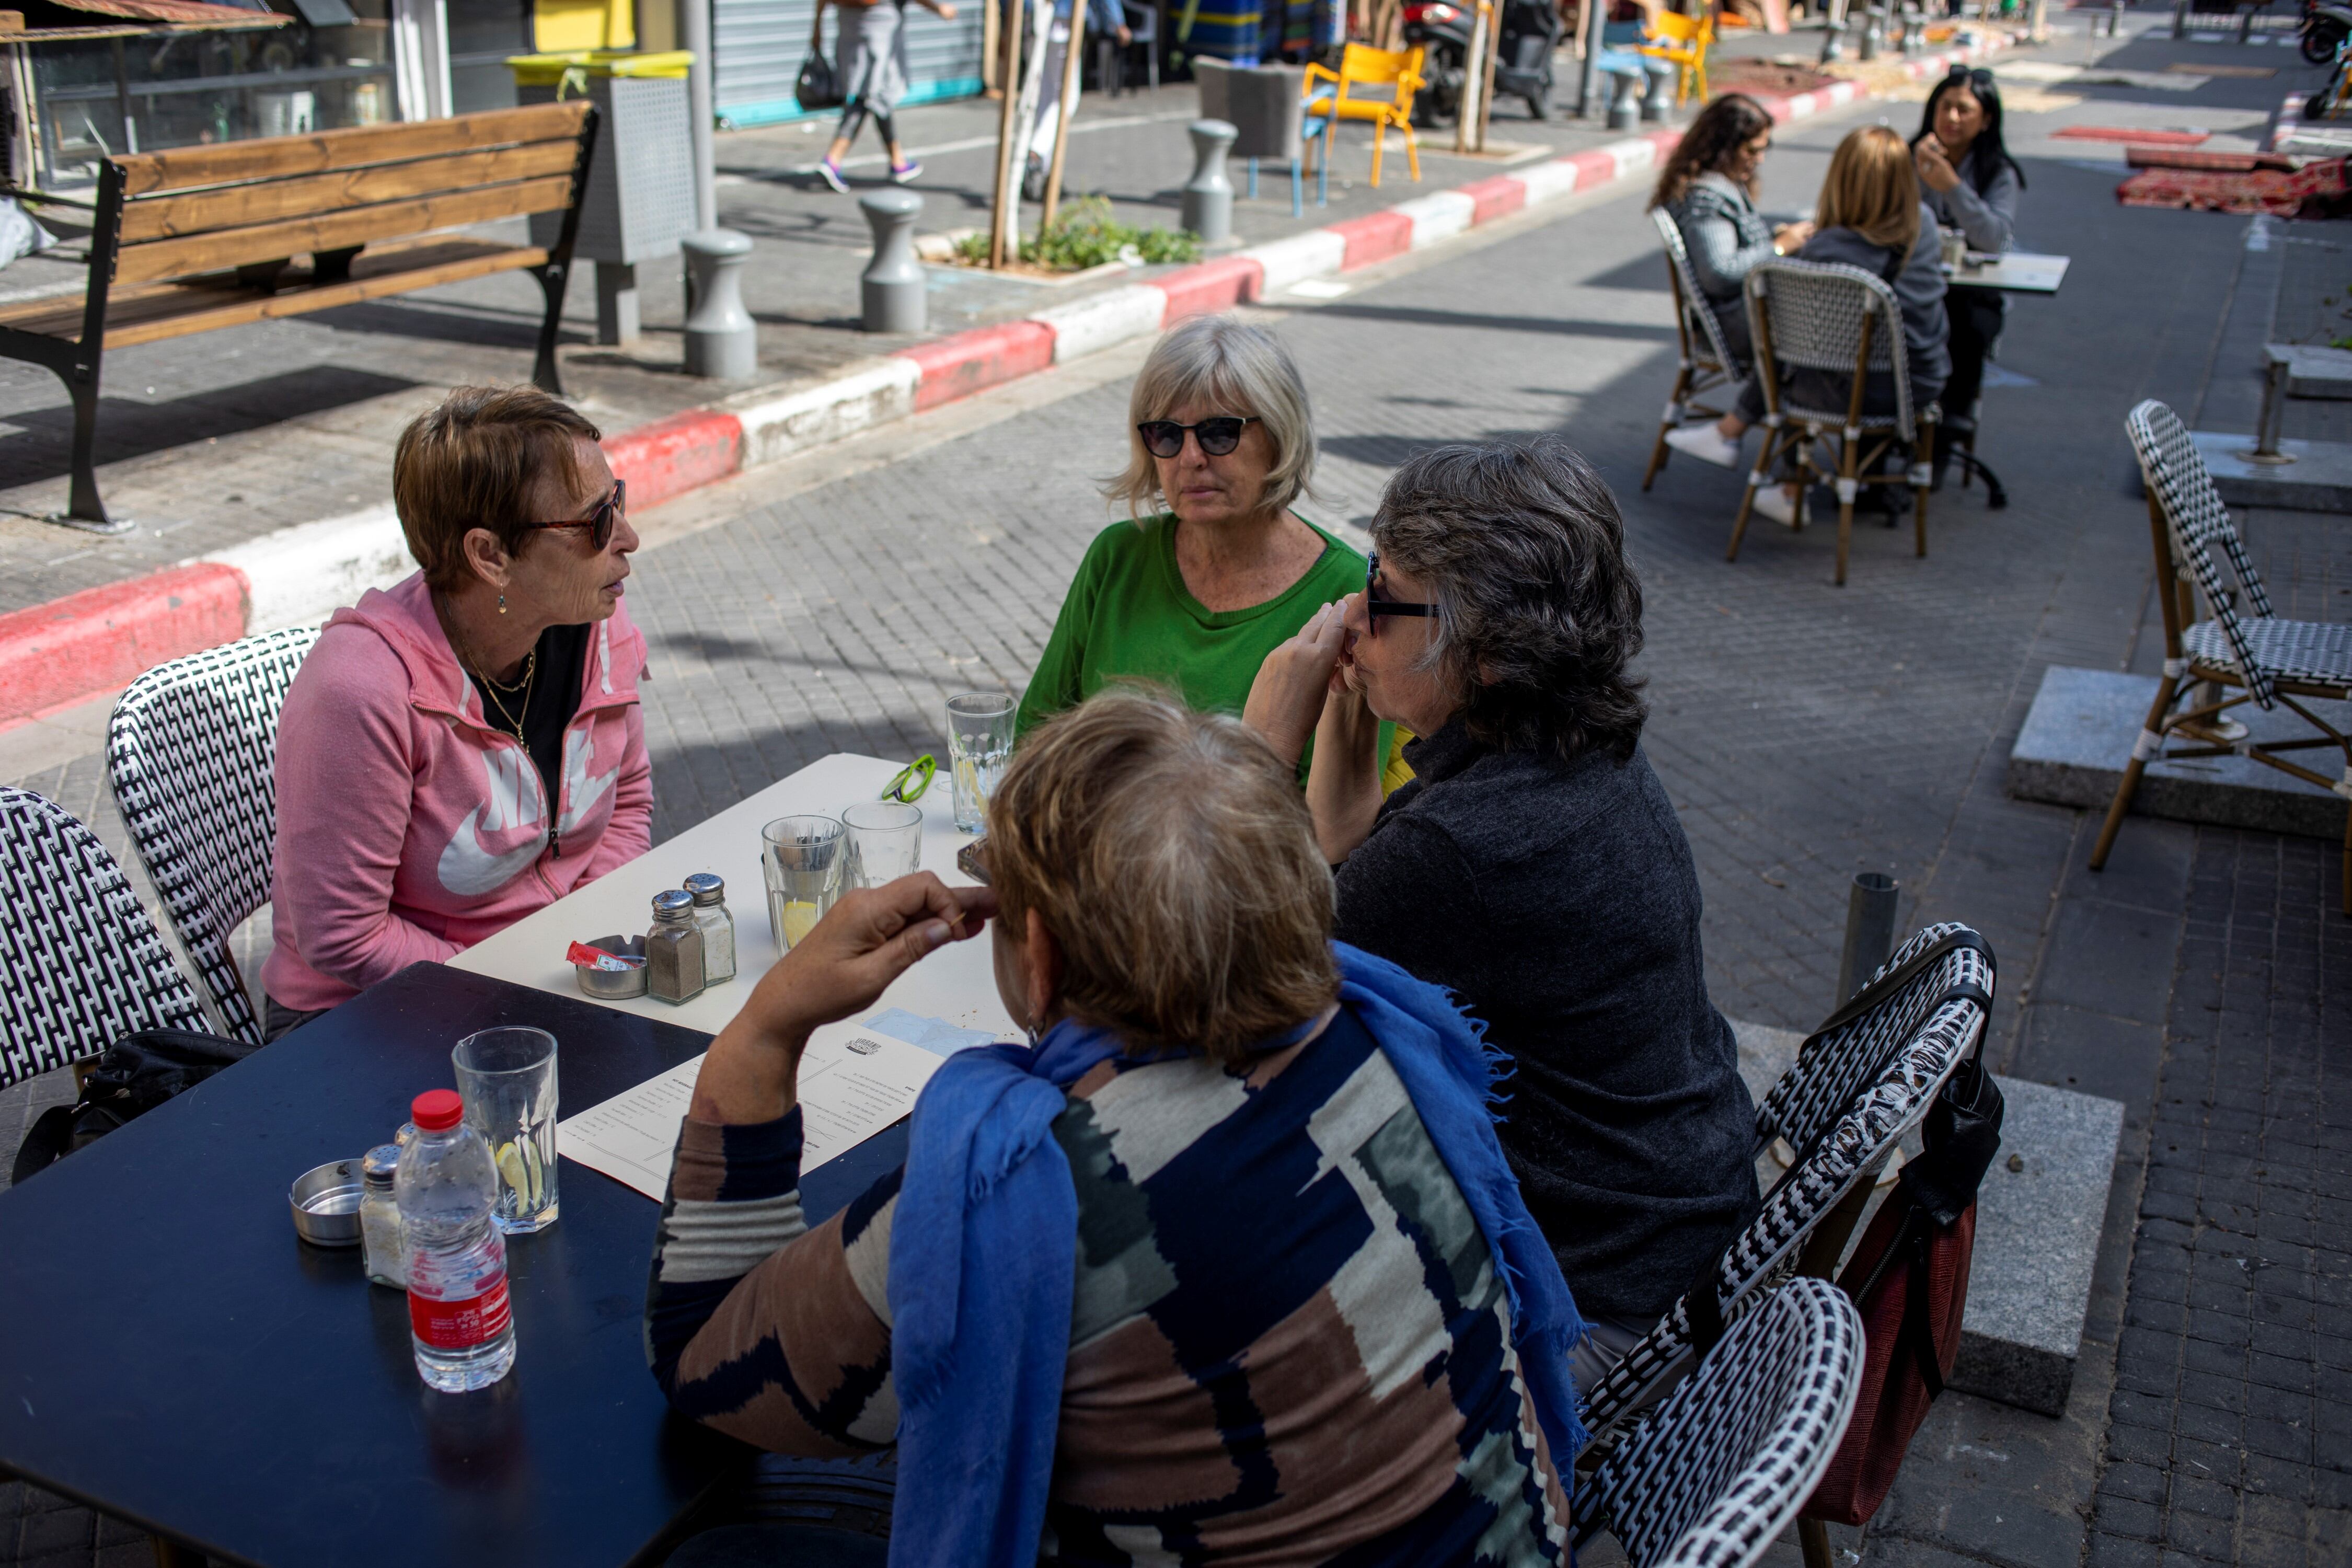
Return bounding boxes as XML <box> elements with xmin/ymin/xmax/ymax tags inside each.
<box><xmin>498</xmin><ymin>593</ymin><xmax>508</xmax><ymax>615</ymax></box>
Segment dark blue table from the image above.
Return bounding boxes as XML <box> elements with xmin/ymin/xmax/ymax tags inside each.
<box><xmin>0</xmin><ymin>963</ymin><xmax>907</xmax><ymax>1567</ymax></box>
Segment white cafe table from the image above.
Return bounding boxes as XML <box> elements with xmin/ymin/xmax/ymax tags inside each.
<box><xmin>449</xmin><ymin>753</ymin><xmax>1019</xmax><ymax>1043</ymax></box>
<box><xmin>1945</xmin><ymin>250</ymin><xmax>2069</xmax><ymax>294</ymax></box>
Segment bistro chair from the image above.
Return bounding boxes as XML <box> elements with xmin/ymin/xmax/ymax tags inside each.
<box><xmin>2094</xmin><ymin>400</ymin><xmax>2352</xmax><ymax>912</ymax></box>
<box><xmin>107</xmin><ymin>626</ymin><xmax>321</xmax><ymax>1046</ymax></box>
<box><xmin>1733</xmin><ymin>257</ymin><xmax>1940</xmax><ymax>587</ymax></box>
<box><xmin>1579</xmin><ymin>923</ymin><xmax>1991</xmax><ymax>1447</ymax></box>
<box><xmin>1573</xmin><ymin>1275</ymin><xmax>1864</xmax><ymax>1568</ymax></box>
<box><xmin>1303</xmin><ymin>42</ymin><xmax>1425</xmax><ymax>189</ymax></box>
<box><xmin>0</xmin><ymin>786</ymin><xmax>212</xmax><ymax>1091</ymax></box>
<box><xmin>1644</xmin><ymin>206</ymin><xmax>1750</xmax><ymax>492</ymax></box>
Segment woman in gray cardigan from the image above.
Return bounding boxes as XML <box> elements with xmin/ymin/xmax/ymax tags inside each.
<box><xmin>1650</xmin><ymin>94</ymin><xmax>1815</xmax><ymax>368</ymax></box>
<box><xmin>1914</xmin><ymin>65</ymin><xmax>2025</xmax><ymax>466</ymax></box>
<box><xmin>1666</xmin><ymin>124</ymin><xmax>1949</xmax><ymax>526</ymax></box>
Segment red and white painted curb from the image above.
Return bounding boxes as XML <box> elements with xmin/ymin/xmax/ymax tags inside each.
<box><xmin>0</xmin><ymin>34</ymin><xmax>2014</xmax><ymax>728</ymax></box>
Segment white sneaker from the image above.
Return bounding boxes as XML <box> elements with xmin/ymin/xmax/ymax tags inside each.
<box><xmin>1751</xmin><ymin>486</ymin><xmax>1804</xmax><ymax>528</ymax></box>
<box><xmin>1665</xmin><ymin>424</ymin><xmax>1743</xmax><ymax>469</ymax></box>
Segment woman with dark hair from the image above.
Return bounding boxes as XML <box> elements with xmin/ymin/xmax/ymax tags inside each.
<box><xmin>1913</xmin><ymin>64</ymin><xmax>2026</xmax><ymax>466</ymax></box>
<box><xmin>1649</xmin><ymin>92</ymin><xmax>1815</xmax><ymax>368</ymax></box>
<box><xmin>1244</xmin><ymin>436</ymin><xmax>1757</xmax><ymax>1390</ymax></box>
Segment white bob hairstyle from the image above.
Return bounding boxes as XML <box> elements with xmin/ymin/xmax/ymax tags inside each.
<box><xmin>1105</xmin><ymin>314</ymin><xmax>1318</xmax><ymax>520</ymax></box>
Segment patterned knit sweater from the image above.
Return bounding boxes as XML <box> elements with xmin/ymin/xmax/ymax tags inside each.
<box><xmin>644</xmin><ymin>1004</ymin><xmax>1571</xmax><ymax>1566</ymax></box>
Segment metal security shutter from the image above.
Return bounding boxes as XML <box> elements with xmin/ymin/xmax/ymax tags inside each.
<box><xmin>713</xmin><ymin>0</ymin><xmax>983</xmax><ymax>127</ymax></box>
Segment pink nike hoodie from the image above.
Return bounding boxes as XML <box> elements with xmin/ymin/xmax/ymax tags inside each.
<box><xmin>261</xmin><ymin>572</ymin><xmax>654</xmax><ymax>1014</ymax></box>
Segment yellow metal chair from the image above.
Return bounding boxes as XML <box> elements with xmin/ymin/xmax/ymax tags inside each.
<box><xmin>1303</xmin><ymin>42</ymin><xmax>1426</xmax><ymax>188</ymax></box>
<box><xmin>1638</xmin><ymin>6</ymin><xmax>1713</xmax><ymax>105</ymax></box>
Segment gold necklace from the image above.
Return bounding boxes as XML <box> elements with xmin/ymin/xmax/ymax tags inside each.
<box><xmin>436</xmin><ymin>592</ymin><xmax>535</xmax><ymax>743</ymax></box>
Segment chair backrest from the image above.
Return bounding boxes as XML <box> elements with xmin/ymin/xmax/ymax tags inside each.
<box><xmin>1647</xmin><ymin>7</ymin><xmax>1713</xmax><ymax>47</ymax></box>
<box><xmin>1745</xmin><ymin>256</ymin><xmax>1917</xmax><ymax>439</ymax></box>
<box><xmin>1575</xmin><ymin>1275</ymin><xmax>1864</xmax><ymax>1568</ymax></box>
<box><xmin>107</xmin><ymin>626</ymin><xmax>321</xmax><ymax>1047</ymax></box>
<box><xmin>1578</xmin><ymin>923</ymin><xmax>1990</xmax><ymax>1442</ymax></box>
<box><xmin>0</xmin><ymin>787</ymin><xmax>212</xmax><ymax>1090</ymax></box>
<box><xmin>2126</xmin><ymin>399</ymin><xmax>2278</xmax><ymax>707</ymax></box>
<box><xmin>1650</xmin><ymin>205</ymin><xmax>1743</xmax><ymax>375</ymax></box>
<box><xmin>1197</xmin><ymin>59</ymin><xmax>1306</xmax><ymax>159</ymax></box>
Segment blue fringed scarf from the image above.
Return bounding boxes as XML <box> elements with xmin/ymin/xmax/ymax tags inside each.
<box><xmin>883</xmin><ymin>941</ymin><xmax>1588</xmax><ymax>1568</ymax></box>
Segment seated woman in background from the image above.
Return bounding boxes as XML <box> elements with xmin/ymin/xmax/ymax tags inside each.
<box><xmin>261</xmin><ymin>386</ymin><xmax>652</xmax><ymax>1039</ymax></box>
<box><xmin>1243</xmin><ymin>437</ymin><xmax>1757</xmax><ymax>1391</ymax></box>
<box><xmin>1913</xmin><ymin>64</ymin><xmax>2025</xmax><ymax>478</ymax></box>
<box><xmin>1651</xmin><ymin>91</ymin><xmax>1814</xmax><ymax>369</ymax></box>
<box><xmin>645</xmin><ymin>688</ymin><xmax>1585</xmax><ymax>1568</ymax></box>
<box><xmin>1666</xmin><ymin>123</ymin><xmax>1951</xmax><ymax>526</ymax></box>
<box><xmin>1019</xmin><ymin>312</ymin><xmax>1401</xmax><ymax>786</ymax></box>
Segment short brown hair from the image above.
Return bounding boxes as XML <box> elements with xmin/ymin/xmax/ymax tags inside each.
<box><xmin>393</xmin><ymin>385</ymin><xmax>603</xmax><ymax>593</ymax></box>
<box><xmin>1816</xmin><ymin>124</ymin><xmax>1921</xmax><ymax>257</ymax></box>
<box><xmin>985</xmin><ymin>686</ymin><xmax>1339</xmax><ymax>1062</ymax></box>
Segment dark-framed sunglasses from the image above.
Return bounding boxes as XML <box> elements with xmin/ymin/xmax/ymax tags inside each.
<box><xmin>1943</xmin><ymin>64</ymin><xmax>1994</xmax><ymax>88</ymax></box>
<box><xmin>1365</xmin><ymin>548</ymin><xmax>1434</xmax><ymax>637</ymax></box>
<box><xmin>1136</xmin><ymin>416</ymin><xmax>1259</xmax><ymax>459</ymax></box>
<box><xmin>522</xmin><ymin>479</ymin><xmax>627</xmax><ymax>551</ymax></box>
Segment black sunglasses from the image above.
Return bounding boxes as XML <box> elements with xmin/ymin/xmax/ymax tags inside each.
<box><xmin>1137</xmin><ymin>416</ymin><xmax>1258</xmax><ymax>459</ymax></box>
<box><xmin>1365</xmin><ymin>548</ymin><xmax>1435</xmax><ymax>637</ymax></box>
<box><xmin>1943</xmin><ymin>64</ymin><xmax>1994</xmax><ymax>88</ymax></box>
<box><xmin>523</xmin><ymin>479</ymin><xmax>626</xmax><ymax>551</ymax></box>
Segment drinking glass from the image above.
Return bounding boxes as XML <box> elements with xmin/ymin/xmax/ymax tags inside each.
<box><xmin>946</xmin><ymin>692</ymin><xmax>1015</xmax><ymax>835</ymax></box>
<box><xmin>763</xmin><ymin>815</ymin><xmax>845</xmax><ymax>950</ymax></box>
<box><xmin>451</xmin><ymin>1027</ymin><xmax>559</xmax><ymax>1234</ymax></box>
<box><xmin>843</xmin><ymin>800</ymin><xmax>924</xmax><ymax>889</ymax></box>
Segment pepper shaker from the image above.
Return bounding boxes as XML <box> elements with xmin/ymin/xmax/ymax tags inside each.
<box><xmin>359</xmin><ymin>1144</ymin><xmax>406</xmax><ymax>1289</ymax></box>
<box><xmin>682</xmin><ymin>872</ymin><xmax>737</xmax><ymax>985</ymax></box>
<box><xmin>647</xmin><ymin>890</ymin><xmax>707</xmax><ymax>1005</ymax></box>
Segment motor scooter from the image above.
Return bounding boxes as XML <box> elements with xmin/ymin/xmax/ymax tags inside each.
<box><xmin>2307</xmin><ymin>0</ymin><xmax>2351</xmax><ymax>63</ymax></box>
<box><xmin>1402</xmin><ymin>0</ymin><xmax>1561</xmax><ymax>123</ymax></box>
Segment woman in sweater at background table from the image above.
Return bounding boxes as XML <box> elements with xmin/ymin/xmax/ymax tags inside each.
<box><xmin>1652</xmin><ymin>91</ymin><xmax>1814</xmax><ymax>371</ymax></box>
<box><xmin>1913</xmin><ymin>64</ymin><xmax>2025</xmax><ymax>481</ymax></box>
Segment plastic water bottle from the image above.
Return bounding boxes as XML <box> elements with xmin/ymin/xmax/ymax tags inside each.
<box><xmin>398</xmin><ymin>1088</ymin><xmax>517</xmax><ymax>1392</ymax></box>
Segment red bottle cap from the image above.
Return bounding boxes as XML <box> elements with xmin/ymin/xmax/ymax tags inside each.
<box><xmin>411</xmin><ymin>1089</ymin><xmax>464</xmax><ymax>1132</ymax></box>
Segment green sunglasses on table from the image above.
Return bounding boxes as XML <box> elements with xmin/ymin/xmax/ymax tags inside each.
<box><xmin>881</xmin><ymin>754</ymin><xmax>936</xmax><ymax>802</ymax></box>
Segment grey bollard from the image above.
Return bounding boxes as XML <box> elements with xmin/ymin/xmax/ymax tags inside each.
<box><xmin>1819</xmin><ymin>9</ymin><xmax>1846</xmax><ymax>61</ymax></box>
<box><xmin>1858</xmin><ymin>5</ymin><xmax>1882</xmax><ymax>57</ymax></box>
<box><xmin>683</xmin><ymin>228</ymin><xmax>757</xmax><ymax>379</ymax></box>
<box><xmin>1181</xmin><ymin>119</ymin><xmax>1237</xmax><ymax>245</ymax></box>
<box><xmin>1606</xmin><ymin>69</ymin><xmax>1642</xmax><ymax>131</ymax></box>
<box><xmin>1836</xmin><ymin>871</ymin><xmax>1901</xmax><ymax>1007</ymax></box>
<box><xmin>1640</xmin><ymin>64</ymin><xmax>1673</xmax><ymax>122</ymax></box>
<box><xmin>859</xmin><ymin>189</ymin><xmax>926</xmax><ymax>335</ymax></box>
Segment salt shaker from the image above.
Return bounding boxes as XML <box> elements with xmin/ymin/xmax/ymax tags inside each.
<box><xmin>682</xmin><ymin>872</ymin><xmax>737</xmax><ymax>985</ymax></box>
<box><xmin>360</xmin><ymin>1144</ymin><xmax>406</xmax><ymax>1289</ymax></box>
<box><xmin>647</xmin><ymin>890</ymin><xmax>707</xmax><ymax>1004</ymax></box>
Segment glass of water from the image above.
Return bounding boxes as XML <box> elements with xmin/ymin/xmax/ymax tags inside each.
<box><xmin>763</xmin><ymin>815</ymin><xmax>845</xmax><ymax>950</ymax></box>
<box><xmin>946</xmin><ymin>692</ymin><xmax>1015</xmax><ymax>835</ymax></box>
<box><xmin>843</xmin><ymin>800</ymin><xmax>924</xmax><ymax>889</ymax></box>
<box><xmin>451</xmin><ymin>1027</ymin><xmax>559</xmax><ymax>1234</ymax></box>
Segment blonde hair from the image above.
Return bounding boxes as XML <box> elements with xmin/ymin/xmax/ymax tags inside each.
<box><xmin>985</xmin><ymin>686</ymin><xmax>1339</xmax><ymax>1062</ymax></box>
<box><xmin>1105</xmin><ymin>315</ymin><xmax>1317</xmax><ymax>521</ymax></box>
<box><xmin>1816</xmin><ymin>124</ymin><xmax>1922</xmax><ymax>257</ymax></box>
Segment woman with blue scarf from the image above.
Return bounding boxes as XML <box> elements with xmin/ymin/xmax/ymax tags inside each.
<box><xmin>645</xmin><ymin>686</ymin><xmax>1586</xmax><ymax>1568</ymax></box>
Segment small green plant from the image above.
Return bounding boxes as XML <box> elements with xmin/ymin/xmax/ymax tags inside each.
<box><xmin>952</xmin><ymin>197</ymin><xmax>1202</xmax><ymax>271</ymax></box>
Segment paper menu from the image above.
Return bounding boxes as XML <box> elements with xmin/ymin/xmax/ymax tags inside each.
<box><xmin>557</xmin><ymin>1018</ymin><xmax>951</xmax><ymax>1201</ymax></box>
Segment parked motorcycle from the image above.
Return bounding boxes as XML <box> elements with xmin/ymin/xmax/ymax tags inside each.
<box><xmin>1402</xmin><ymin>0</ymin><xmax>1561</xmax><ymax>124</ymax></box>
<box><xmin>2304</xmin><ymin>0</ymin><xmax>2349</xmax><ymax>64</ymax></box>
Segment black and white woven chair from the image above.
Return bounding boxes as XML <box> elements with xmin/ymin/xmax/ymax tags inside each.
<box><xmin>1579</xmin><ymin>923</ymin><xmax>1992</xmax><ymax>1448</ymax></box>
<box><xmin>1574</xmin><ymin>1274</ymin><xmax>1864</xmax><ymax>1568</ymax></box>
<box><xmin>1643</xmin><ymin>207</ymin><xmax>1751</xmax><ymax>493</ymax></box>
<box><xmin>107</xmin><ymin>626</ymin><xmax>320</xmax><ymax>1045</ymax></box>
<box><xmin>1734</xmin><ymin>257</ymin><xmax>1940</xmax><ymax>586</ymax></box>
<box><xmin>0</xmin><ymin>787</ymin><xmax>212</xmax><ymax>1090</ymax></box>
<box><xmin>2094</xmin><ymin>400</ymin><xmax>2352</xmax><ymax>913</ymax></box>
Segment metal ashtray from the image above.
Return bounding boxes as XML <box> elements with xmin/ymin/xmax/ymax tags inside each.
<box><xmin>574</xmin><ymin>933</ymin><xmax>649</xmax><ymax>1000</ymax></box>
<box><xmin>290</xmin><ymin>1159</ymin><xmax>364</xmax><ymax>1248</ymax></box>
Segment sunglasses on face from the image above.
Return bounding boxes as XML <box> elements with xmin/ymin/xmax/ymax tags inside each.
<box><xmin>1364</xmin><ymin>549</ymin><xmax>1435</xmax><ymax>637</ymax></box>
<box><xmin>1136</xmin><ymin>416</ymin><xmax>1259</xmax><ymax>459</ymax></box>
<box><xmin>522</xmin><ymin>479</ymin><xmax>626</xmax><ymax>551</ymax></box>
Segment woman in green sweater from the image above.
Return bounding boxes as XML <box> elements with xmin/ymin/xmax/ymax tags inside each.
<box><xmin>1019</xmin><ymin>313</ymin><xmax>1402</xmax><ymax>783</ymax></box>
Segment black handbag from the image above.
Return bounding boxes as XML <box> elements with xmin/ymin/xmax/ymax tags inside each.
<box><xmin>11</xmin><ymin>1027</ymin><xmax>256</xmax><ymax>1184</ymax></box>
<box><xmin>797</xmin><ymin>45</ymin><xmax>844</xmax><ymax>110</ymax></box>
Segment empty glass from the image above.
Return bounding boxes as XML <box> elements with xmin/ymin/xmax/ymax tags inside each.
<box><xmin>843</xmin><ymin>800</ymin><xmax>924</xmax><ymax>889</ymax></box>
<box><xmin>946</xmin><ymin>692</ymin><xmax>1015</xmax><ymax>835</ymax></box>
<box><xmin>451</xmin><ymin>1027</ymin><xmax>559</xmax><ymax>1235</ymax></box>
<box><xmin>763</xmin><ymin>815</ymin><xmax>845</xmax><ymax>950</ymax></box>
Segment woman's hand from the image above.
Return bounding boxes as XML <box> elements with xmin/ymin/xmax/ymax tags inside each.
<box><xmin>1771</xmin><ymin>219</ymin><xmax>1814</xmax><ymax>255</ymax></box>
<box><xmin>689</xmin><ymin>873</ymin><xmax>997</xmax><ymax>1125</ymax></box>
<box><xmin>1243</xmin><ymin>598</ymin><xmax>1350</xmax><ymax>767</ymax></box>
<box><xmin>1914</xmin><ymin>136</ymin><xmax>1961</xmax><ymax>194</ymax></box>
<box><xmin>931</xmin><ymin>1</ymin><xmax>960</xmax><ymax>18</ymax></box>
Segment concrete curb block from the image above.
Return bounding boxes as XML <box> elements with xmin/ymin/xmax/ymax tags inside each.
<box><xmin>11</xmin><ymin>29</ymin><xmax>2021</xmax><ymax>725</ymax></box>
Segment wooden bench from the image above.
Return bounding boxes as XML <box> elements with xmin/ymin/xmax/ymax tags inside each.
<box><xmin>4</xmin><ymin>101</ymin><xmax>600</xmax><ymax>530</ymax></box>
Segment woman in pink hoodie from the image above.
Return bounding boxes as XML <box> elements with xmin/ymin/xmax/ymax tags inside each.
<box><xmin>261</xmin><ymin>386</ymin><xmax>655</xmax><ymax>1038</ymax></box>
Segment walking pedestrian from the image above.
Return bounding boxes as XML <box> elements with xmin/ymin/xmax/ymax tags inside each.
<box><xmin>815</xmin><ymin>0</ymin><xmax>960</xmax><ymax>192</ymax></box>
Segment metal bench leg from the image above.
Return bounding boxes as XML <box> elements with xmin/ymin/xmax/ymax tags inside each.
<box><xmin>531</xmin><ymin>261</ymin><xmax>571</xmax><ymax>398</ymax></box>
<box><xmin>61</xmin><ymin>356</ymin><xmax>123</xmax><ymax>532</ymax></box>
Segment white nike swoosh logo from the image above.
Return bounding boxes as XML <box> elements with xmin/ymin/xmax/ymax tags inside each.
<box><xmin>437</xmin><ymin>804</ymin><xmax>547</xmax><ymax>897</ymax></box>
